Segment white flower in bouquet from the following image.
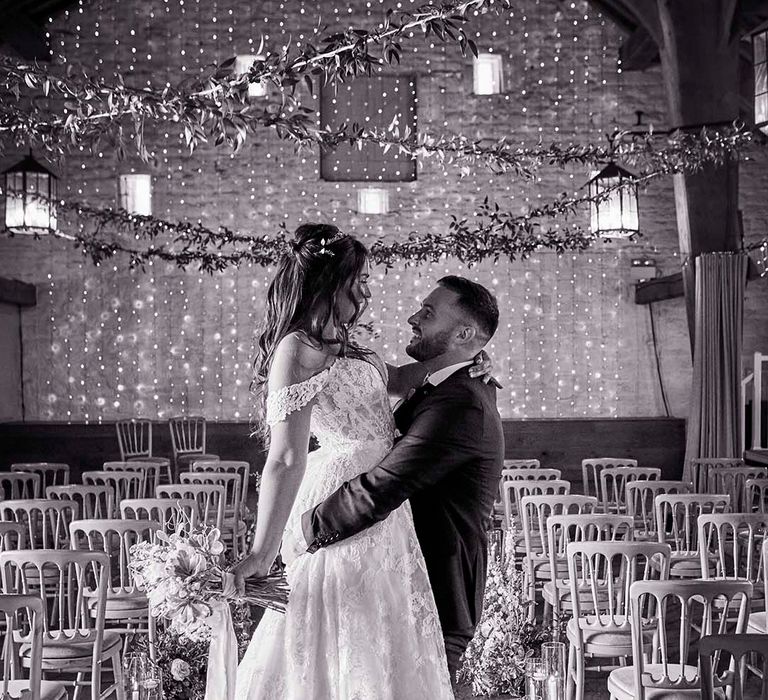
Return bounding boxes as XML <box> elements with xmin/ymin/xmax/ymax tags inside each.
<box><xmin>170</xmin><ymin>658</ymin><xmax>191</xmax><ymax>681</ymax></box>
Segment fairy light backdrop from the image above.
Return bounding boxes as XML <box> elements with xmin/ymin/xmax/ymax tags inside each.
<box><xmin>2</xmin><ymin>0</ymin><xmax>768</xmax><ymax>424</ymax></box>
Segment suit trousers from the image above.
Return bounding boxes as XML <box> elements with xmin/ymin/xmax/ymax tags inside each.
<box><xmin>445</xmin><ymin>629</ymin><xmax>473</xmax><ymax>681</ymax></box>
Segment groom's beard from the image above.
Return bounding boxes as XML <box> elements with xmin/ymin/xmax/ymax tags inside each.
<box><xmin>405</xmin><ymin>327</ymin><xmax>452</xmax><ymax>362</ymax></box>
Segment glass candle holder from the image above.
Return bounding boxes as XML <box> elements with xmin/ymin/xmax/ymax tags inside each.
<box><xmin>541</xmin><ymin>641</ymin><xmax>567</xmax><ymax>700</ymax></box>
<box><xmin>525</xmin><ymin>657</ymin><xmax>547</xmax><ymax>700</ymax></box>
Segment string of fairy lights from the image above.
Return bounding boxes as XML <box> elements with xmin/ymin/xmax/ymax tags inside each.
<box><xmin>6</xmin><ymin>0</ymin><xmax>711</xmax><ymax>423</ymax></box>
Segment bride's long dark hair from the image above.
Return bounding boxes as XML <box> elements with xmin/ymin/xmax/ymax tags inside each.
<box><xmin>251</xmin><ymin>223</ymin><xmax>370</xmax><ymax>441</ymax></box>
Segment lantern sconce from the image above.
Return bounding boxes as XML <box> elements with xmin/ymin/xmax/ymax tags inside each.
<box><xmin>235</xmin><ymin>55</ymin><xmax>268</xmax><ymax>99</ymax></box>
<box><xmin>473</xmin><ymin>53</ymin><xmax>504</xmax><ymax>95</ymax></box>
<box><xmin>357</xmin><ymin>187</ymin><xmax>389</xmax><ymax>215</ymax></box>
<box><xmin>2</xmin><ymin>150</ymin><xmax>58</xmax><ymax>235</ymax></box>
<box><xmin>118</xmin><ymin>173</ymin><xmax>152</xmax><ymax>215</ymax></box>
<box><xmin>752</xmin><ymin>23</ymin><xmax>768</xmax><ymax>135</ymax></box>
<box><xmin>585</xmin><ymin>163</ymin><xmax>639</xmax><ymax>239</ymax></box>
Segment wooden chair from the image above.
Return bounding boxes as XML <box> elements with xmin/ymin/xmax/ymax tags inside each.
<box><xmin>699</xmin><ymin>633</ymin><xmax>768</xmax><ymax>700</ymax></box>
<box><xmin>168</xmin><ymin>416</ymin><xmax>219</xmax><ymax>473</ymax></box>
<box><xmin>0</xmin><ymin>549</ymin><xmax>124</xmax><ymax>700</ymax></box>
<box><xmin>747</xmin><ymin>478</ymin><xmax>768</xmax><ymax>513</ymax></box>
<box><xmin>156</xmin><ymin>484</ymin><xmax>225</xmax><ymax>532</ymax></box>
<box><xmin>502</xmin><ymin>477</ymin><xmax>570</xmax><ymax>531</ymax></box>
<box><xmin>607</xmin><ymin>579</ymin><xmax>752</xmax><ymax>700</ymax></box>
<box><xmin>600</xmin><ymin>467</ymin><xmax>661</xmax><ymax>515</ymax></box>
<box><xmin>749</xmin><ymin>538</ymin><xmax>768</xmax><ymax>635</ymax></box>
<box><xmin>0</xmin><ymin>500</ymin><xmax>78</xmax><ymax>549</ymax></box>
<box><xmin>625</xmin><ymin>480</ymin><xmax>693</xmax><ymax>541</ymax></box>
<box><xmin>0</xmin><ymin>473</ymin><xmax>40</xmax><ymax>500</ymax></box>
<box><xmin>686</xmin><ymin>457</ymin><xmax>744</xmax><ymax>494</ymax></box>
<box><xmin>115</xmin><ymin>420</ymin><xmax>173</xmax><ymax>484</ymax></box>
<box><xmin>566</xmin><ymin>541</ymin><xmax>671</xmax><ymax>700</ymax></box>
<box><xmin>520</xmin><ymin>494</ymin><xmax>597</xmax><ymax>622</ymax></box>
<box><xmin>709</xmin><ymin>465</ymin><xmax>768</xmax><ymax>512</ymax></box>
<box><xmin>0</xmin><ymin>594</ymin><xmax>67</xmax><ymax>700</ymax></box>
<box><xmin>103</xmin><ymin>461</ymin><xmax>159</xmax><ymax>499</ymax></box>
<box><xmin>495</xmin><ymin>461</ymin><xmax>547</xmax><ymax>518</ymax></box>
<box><xmin>581</xmin><ymin>458</ymin><xmax>637</xmax><ymax>503</ymax></box>
<box><xmin>46</xmin><ymin>485</ymin><xmax>114</xmax><ymax>519</ymax></box>
<box><xmin>698</xmin><ymin>512</ymin><xmax>768</xmax><ymax>603</ymax></box>
<box><xmin>82</xmin><ymin>471</ymin><xmax>142</xmax><ymax>507</ymax></box>
<box><xmin>544</xmin><ymin>513</ymin><xmax>634</xmax><ymax>622</ymax></box>
<box><xmin>120</xmin><ymin>498</ymin><xmax>197</xmax><ymax>532</ymax></box>
<box><xmin>70</xmin><ymin>519</ymin><xmax>160</xmax><ymax>648</ymax></box>
<box><xmin>191</xmin><ymin>460</ymin><xmax>250</xmax><ymax>511</ymax></box>
<box><xmin>11</xmin><ymin>463</ymin><xmax>69</xmax><ymax>490</ymax></box>
<box><xmin>179</xmin><ymin>472</ymin><xmax>244</xmax><ymax>555</ymax></box>
<box><xmin>654</xmin><ymin>493</ymin><xmax>731</xmax><ymax>578</ymax></box>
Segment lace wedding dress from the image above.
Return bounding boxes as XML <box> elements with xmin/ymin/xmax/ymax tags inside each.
<box><xmin>236</xmin><ymin>356</ymin><xmax>454</xmax><ymax>700</ymax></box>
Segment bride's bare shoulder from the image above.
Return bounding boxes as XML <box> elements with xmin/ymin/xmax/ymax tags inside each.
<box><xmin>270</xmin><ymin>332</ymin><xmax>332</xmax><ymax>388</ymax></box>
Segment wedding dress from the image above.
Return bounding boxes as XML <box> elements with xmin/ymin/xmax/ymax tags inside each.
<box><xmin>236</xmin><ymin>356</ymin><xmax>454</xmax><ymax>700</ymax></box>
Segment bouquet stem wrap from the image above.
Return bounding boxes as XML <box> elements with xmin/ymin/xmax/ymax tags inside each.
<box><xmin>204</xmin><ymin>601</ymin><xmax>238</xmax><ymax>700</ymax></box>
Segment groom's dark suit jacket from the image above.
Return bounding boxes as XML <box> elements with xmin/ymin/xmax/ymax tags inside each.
<box><xmin>301</xmin><ymin>367</ymin><xmax>504</xmax><ymax>651</ymax></box>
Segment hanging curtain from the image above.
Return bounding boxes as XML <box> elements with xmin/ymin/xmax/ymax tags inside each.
<box><xmin>684</xmin><ymin>252</ymin><xmax>747</xmax><ymax>470</ymax></box>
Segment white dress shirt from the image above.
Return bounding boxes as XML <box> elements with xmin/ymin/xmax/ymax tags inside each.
<box><xmin>425</xmin><ymin>360</ymin><xmax>474</xmax><ymax>387</ymax></box>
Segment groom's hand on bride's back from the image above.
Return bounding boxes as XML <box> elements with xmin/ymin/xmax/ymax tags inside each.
<box><xmin>468</xmin><ymin>350</ymin><xmax>502</xmax><ymax>388</ymax></box>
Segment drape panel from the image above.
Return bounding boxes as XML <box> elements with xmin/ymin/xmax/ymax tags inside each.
<box><xmin>684</xmin><ymin>252</ymin><xmax>747</xmax><ymax>469</ymax></box>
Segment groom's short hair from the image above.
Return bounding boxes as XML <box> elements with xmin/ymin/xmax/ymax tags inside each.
<box><xmin>438</xmin><ymin>276</ymin><xmax>499</xmax><ymax>342</ymax></box>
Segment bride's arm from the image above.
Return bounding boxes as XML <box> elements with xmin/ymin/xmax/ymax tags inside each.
<box><xmin>232</xmin><ymin>334</ymin><xmax>326</xmax><ymax>583</ymax></box>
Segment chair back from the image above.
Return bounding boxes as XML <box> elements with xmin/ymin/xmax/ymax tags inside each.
<box><xmin>82</xmin><ymin>470</ymin><xmax>142</xmax><ymax>505</ymax></box>
<box><xmin>116</xmin><ymin>418</ymin><xmax>153</xmax><ymax>460</ymax></box>
<box><xmin>103</xmin><ymin>461</ymin><xmax>158</xmax><ymax>498</ymax></box>
<box><xmin>70</xmin><ymin>519</ymin><xmax>160</xmax><ymax>592</ymax></box>
<box><xmin>568</xmin><ymin>541</ymin><xmax>671</xmax><ymax>639</ymax></box>
<box><xmin>156</xmin><ymin>484</ymin><xmax>225</xmax><ymax>531</ymax></box>
<box><xmin>46</xmin><ymin>485</ymin><xmax>114</xmax><ymax>519</ymax></box>
<box><xmin>192</xmin><ymin>460</ymin><xmax>250</xmax><ymax>509</ymax></box>
<box><xmin>0</xmin><ymin>499</ymin><xmax>78</xmax><ymax>549</ymax></box>
<box><xmin>709</xmin><ymin>465</ymin><xmax>768</xmax><ymax>512</ymax></box>
<box><xmin>698</xmin><ymin>512</ymin><xmax>768</xmax><ymax>583</ymax></box>
<box><xmin>581</xmin><ymin>457</ymin><xmax>638</xmax><ymax>501</ymax></box>
<box><xmin>0</xmin><ymin>549</ymin><xmax>109</xmax><ymax>680</ymax></box>
<box><xmin>747</xmin><ymin>478</ymin><xmax>768</xmax><ymax>513</ymax></box>
<box><xmin>120</xmin><ymin>498</ymin><xmax>197</xmax><ymax>532</ymax></box>
<box><xmin>502</xmin><ymin>479</ymin><xmax>570</xmax><ymax>530</ymax></box>
<box><xmin>628</xmin><ymin>579</ymin><xmax>752</xmax><ymax>700</ymax></box>
<box><xmin>169</xmin><ymin>416</ymin><xmax>207</xmax><ymax>458</ymax></box>
<box><xmin>625</xmin><ymin>480</ymin><xmax>693</xmax><ymax>540</ymax></box>
<box><xmin>699</xmin><ymin>633</ymin><xmax>768</xmax><ymax>700</ymax></box>
<box><xmin>11</xmin><ymin>463</ymin><xmax>69</xmax><ymax>489</ymax></box>
<box><xmin>654</xmin><ymin>493</ymin><xmax>731</xmax><ymax>554</ymax></box>
<box><xmin>600</xmin><ymin>467</ymin><xmax>661</xmax><ymax>514</ymax></box>
<box><xmin>520</xmin><ymin>495</ymin><xmax>598</xmax><ymax>561</ymax></box>
<box><xmin>0</xmin><ymin>594</ymin><xmax>45</xmax><ymax>700</ymax></box>
<box><xmin>0</xmin><ymin>522</ymin><xmax>26</xmax><ymax>551</ymax></box>
<box><xmin>503</xmin><ymin>459</ymin><xmax>541</xmax><ymax>469</ymax></box>
<box><xmin>686</xmin><ymin>457</ymin><xmax>744</xmax><ymax>493</ymax></box>
<box><xmin>0</xmin><ymin>473</ymin><xmax>40</xmax><ymax>500</ymax></box>
<box><xmin>179</xmin><ymin>472</ymin><xmax>241</xmax><ymax>521</ymax></box>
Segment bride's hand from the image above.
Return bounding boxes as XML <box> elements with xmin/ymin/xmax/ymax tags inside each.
<box><xmin>229</xmin><ymin>552</ymin><xmax>273</xmax><ymax>596</ymax></box>
<box><xmin>468</xmin><ymin>350</ymin><xmax>502</xmax><ymax>388</ymax></box>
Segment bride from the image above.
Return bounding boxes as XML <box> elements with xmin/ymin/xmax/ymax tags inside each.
<box><xmin>232</xmin><ymin>223</ymin><xmax>456</xmax><ymax>699</ymax></box>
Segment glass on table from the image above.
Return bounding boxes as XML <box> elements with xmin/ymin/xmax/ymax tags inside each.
<box><xmin>525</xmin><ymin>657</ymin><xmax>547</xmax><ymax>700</ymax></box>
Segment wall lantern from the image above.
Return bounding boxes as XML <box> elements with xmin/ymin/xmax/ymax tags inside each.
<box><xmin>473</xmin><ymin>53</ymin><xmax>504</xmax><ymax>95</ymax></box>
<box><xmin>3</xmin><ymin>151</ymin><xmax>58</xmax><ymax>235</ymax></box>
<box><xmin>235</xmin><ymin>55</ymin><xmax>268</xmax><ymax>99</ymax></box>
<box><xmin>118</xmin><ymin>173</ymin><xmax>152</xmax><ymax>215</ymax></box>
<box><xmin>585</xmin><ymin>163</ymin><xmax>639</xmax><ymax>239</ymax></box>
<box><xmin>357</xmin><ymin>187</ymin><xmax>389</xmax><ymax>214</ymax></box>
<box><xmin>753</xmin><ymin>25</ymin><xmax>768</xmax><ymax>135</ymax></box>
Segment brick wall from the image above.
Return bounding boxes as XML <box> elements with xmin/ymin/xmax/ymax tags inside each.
<box><xmin>0</xmin><ymin>0</ymin><xmax>766</xmax><ymax>422</ymax></box>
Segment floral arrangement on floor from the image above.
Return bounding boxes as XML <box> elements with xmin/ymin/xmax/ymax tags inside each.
<box><xmin>457</xmin><ymin>525</ymin><xmax>565</xmax><ymax>697</ymax></box>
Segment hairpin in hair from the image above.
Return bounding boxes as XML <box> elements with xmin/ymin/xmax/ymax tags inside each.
<box><xmin>318</xmin><ymin>231</ymin><xmax>347</xmax><ymax>257</ymax></box>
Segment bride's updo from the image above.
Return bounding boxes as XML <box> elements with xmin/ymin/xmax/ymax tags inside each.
<box><xmin>251</xmin><ymin>223</ymin><xmax>369</xmax><ymax>438</ymax></box>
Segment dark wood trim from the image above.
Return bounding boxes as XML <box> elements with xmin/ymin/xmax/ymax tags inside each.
<box><xmin>746</xmin><ymin>449</ymin><xmax>768</xmax><ymax>467</ymax></box>
<box><xmin>635</xmin><ymin>272</ymin><xmax>685</xmax><ymax>304</ymax></box>
<box><xmin>0</xmin><ymin>278</ymin><xmax>36</xmax><ymax>307</ymax></box>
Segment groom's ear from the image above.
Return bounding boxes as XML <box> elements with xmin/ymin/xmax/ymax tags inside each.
<box><xmin>457</xmin><ymin>326</ymin><xmax>477</xmax><ymax>343</ymax></box>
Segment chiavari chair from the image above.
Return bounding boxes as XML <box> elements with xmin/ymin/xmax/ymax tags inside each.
<box><xmin>709</xmin><ymin>465</ymin><xmax>768</xmax><ymax>513</ymax></box>
<box><xmin>0</xmin><ymin>473</ymin><xmax>40</xmax><ymax>501</ymax></box>
<box><xmin>625</xmin><ymin>480</ymin><xmax>693</xmax><ymax>541</ymax></box>
<box><xmin>120</xmin><ymin>497</ymin><xmax>197</xmax><ymax>532</ymax></box>
<box><xmin>686</xmin><ymin>457</ymin><xmax>744</xmax><ymax>494</ymax></box>
<box><xmin>168</xmin><ymin>416</ymin><xmax>219</xmax><ymax>474</ymax></box>
<box><xmin>156</xmin><ymin>484</ymin><xmax>225</xmax><ymax>532</ymax></box>
<box><xmin>46</xmin><ymin>485</ymin><xmax>114</xmax><ymax>520</ymax></box>
<box><xmin>699</xmin><ymin>633</ymin><xmax>768</xmax><ymax>700</ymax></box>
<box><xmin>82</xmin><ymin>471</ymin><xmax>142</xmax><ymax>509</ymax></box>
<box><xmin>191</xmin><ymin>460</ymin><xmax>251</xmax><ymax>512</ymax></box>
<box><xmin>0</xmin><ymin>500</ymin><xmax>77</xmax><ymax>550</ymax></box>
<box><xmin>10</xmin><ymin>463</ymin><xmax>69</xmax><ymax>490</ymax></box>
<box><xmin>599</xmin><ymin>467</ymin><xmax>661</xmax><ymax>515</ymax></box>
<box><xmin>581</xmin><ymin>457</ymin><xmax>637</xmax><ymax>503</ymax></box>
<box><xmin>607</xmin><ymin>579</ymin><xmax>751</xmax><ymax>700</ymax></box>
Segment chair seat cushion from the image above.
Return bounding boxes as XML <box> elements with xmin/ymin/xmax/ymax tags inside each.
<box><xmin>543</xmin><ymin>581</ymin><xmax>609</xmax><ymax>610</ymax></box>
<box><xmin>178</xmin><ymin>454</ymin><xmax>219</xmax><ymax>467</ymax></box>
<box><xmin>22</xmin><ymin>630</ymin><xmax>121</xmax><ymax>661</ymax></box>
<box><xmin>567</xmin><ymin>616</ymin><xmax>643</xmax><ymax>651</ymax></box>
<box><xmin>607</xmin><ymin>664</ymin><xmax>721</xmax><ymax>700</ymax></box>
<box><xmin>749</xmin><ymin>610</ymin><xmax>768</xmax><ymax>633</ymax></box>
<box><xmin>4</xmin><ymin>680</ymin><xmax>67</xmax><ymax>700</ymax></box>
<box><xmin>129</xmin><ymin>456</ymin><xmax>170</xmax><ymax>466</ymax></box>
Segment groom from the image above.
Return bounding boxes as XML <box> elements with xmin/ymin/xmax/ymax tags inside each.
<box><xmin>302</xmin><ymin>275</ymin><xmax>505</xmax><ymax>678</ymax></box>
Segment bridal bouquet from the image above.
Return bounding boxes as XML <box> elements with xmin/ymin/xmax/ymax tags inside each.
<box><xmin>130</xmin><ymin>514</ymin><xmax>289</xmax><ymax>638</ymax></box>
